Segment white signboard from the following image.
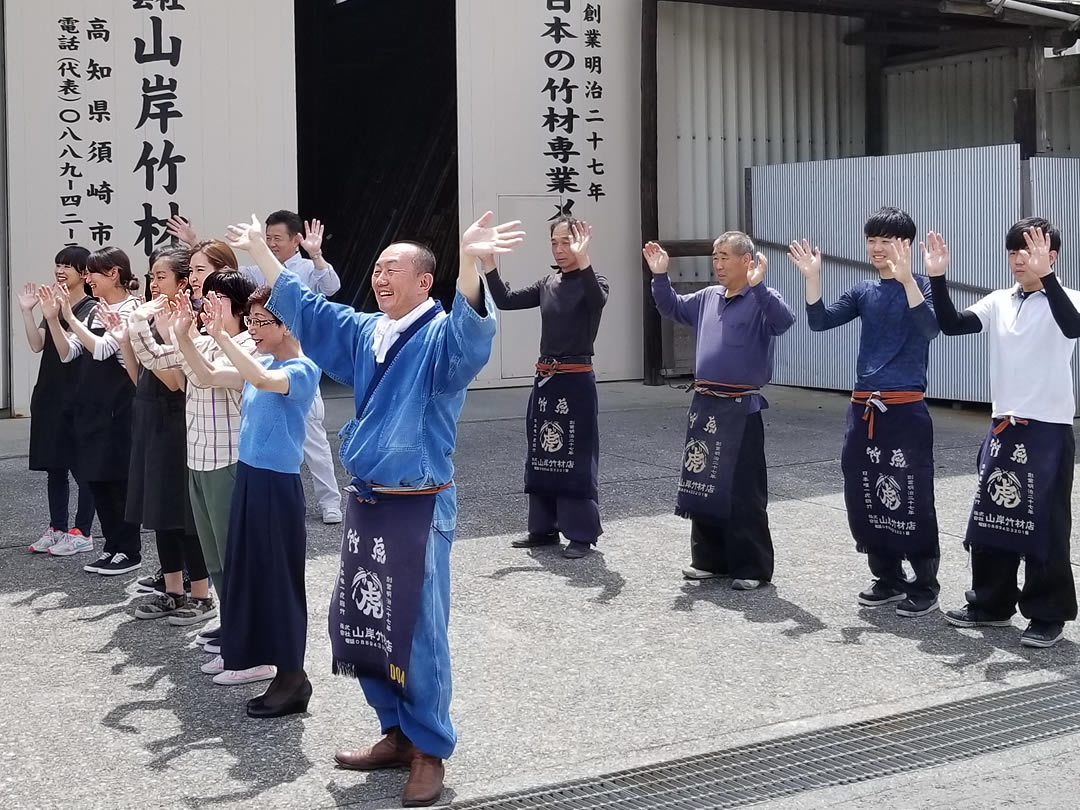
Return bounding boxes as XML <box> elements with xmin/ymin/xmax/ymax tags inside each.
<box><xmin>457</xmin><ymin>0</ymin><xmax>643</xmax><ymax>385</ymax></box>
<box><xmin>5</xmin><ymin>0</ymin><xmax>298</xmax><ymax>415</ymax></box>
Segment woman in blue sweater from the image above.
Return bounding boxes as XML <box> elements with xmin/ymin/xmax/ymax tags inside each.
<box><xmin>199</xmin><ymin>285</ymin><xmax>321</xmax><ymax>718</ymax></box>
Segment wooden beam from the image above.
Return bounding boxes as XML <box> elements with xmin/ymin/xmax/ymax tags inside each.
<box><xmin>844</xmin><ymin>27</ymin><xmax>1034</xmax><ymax>47</ymax></box>
<box><xmin>640</xmin><ymin>0</ymin><xmax>663</xmax><ymax>386</ymax></box>
<box><xmin>937</xmin><ymin>0</ymin><xmax>1067</xmax><ymax>26</ymax></box>
<box><xmin>863</xmin><ymin>17</ymin><xmax>886</xmax><ymax>156</ymax></box>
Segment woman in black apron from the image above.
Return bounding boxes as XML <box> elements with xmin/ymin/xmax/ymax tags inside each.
<box><xmin>41</xmin><ymin>247</ymin><xmax>142</xmax><ymax>577</ymax></box>
<box><xmin>21</xmin><ymin>247</ymin><xmax>97</xmax><ymax>555</ymax></box>
<box><xmin>121</xmin><ymin>247</ymin><xmax>216</xmax><ymax>625</ymax></box>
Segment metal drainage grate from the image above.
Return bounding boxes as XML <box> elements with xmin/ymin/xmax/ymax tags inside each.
<box><xmin>447</xmin><ymin>679</ymin><xmax>1080</xmax><ymax>809</ymax></box>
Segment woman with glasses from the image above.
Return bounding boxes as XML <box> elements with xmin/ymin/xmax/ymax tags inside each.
<box><xmin>198</xmin><ymin>286</ymin><xmax>320</xmax><ymax>717</ymax></box>
<box><xmin>20</xmin><ymin>247</ymin><xmax>97</xmax><ymax>556</ymax></box>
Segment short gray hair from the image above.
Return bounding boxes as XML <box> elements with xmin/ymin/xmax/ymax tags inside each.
<box><xmin>713</xmin><ymin>231</ymin><xmax>755</xmax><ymax>257</ymax></box>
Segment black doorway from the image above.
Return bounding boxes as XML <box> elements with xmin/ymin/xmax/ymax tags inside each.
<box><xmin>295</xmin><ymin>0</ymin><xmax>459</xmax><ymax>311</ymax></box>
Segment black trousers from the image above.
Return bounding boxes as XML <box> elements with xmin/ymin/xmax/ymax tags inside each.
<box><xmin>689</xmin><ymin>412</ymin><xmax>774</xmax><ymax>581</ymax></box>
<box><xmin>47</xmin><ymin>468</ymin><xmax>95</xmax><ymax>535</ymax></box>
<box><xmin>87</xmin><ymin>479</ymin><xmax>141</xmax><ymax>559</ymax></box>
<box><xmin>967</xmin><ymin>432</ymin><xmax>1077</xmax><ymax>623</ymax></box>
<box><xmin>868</xmin><ymin>553</ymin><xmax>940</xmax><ymax>603</ymax></box>
<box><xmin>155</xmin><ymin>528</ymin><xmax>209</xmax><ymax>582</ymax></box>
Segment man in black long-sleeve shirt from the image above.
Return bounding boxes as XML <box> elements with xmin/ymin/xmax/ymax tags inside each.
<box><xmin>482</xmin><ymin>217</ymin><xmax>609</xmax><ymax>559</ymax></box>
<box><xmin>927</xmin><ymin>217</ymin><xmax>1080</xmax><ymax>649</ymax></box>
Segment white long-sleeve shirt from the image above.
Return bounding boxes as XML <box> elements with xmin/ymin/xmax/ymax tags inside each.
<box><xmin>61</xmin><ymin>296</ymin><xmax>140</xmax><ymax>368</ymax></box>
<box><xmin>240</xmin><ymin>251</ymin><xmax>340</xmax><ymax>296</ymax></box>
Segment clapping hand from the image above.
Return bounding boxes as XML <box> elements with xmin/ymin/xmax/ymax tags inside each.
<box><xmin>886</xmin><ymin>239</ymin><xmax>914</xmax><ymax>285</ymax></box>
<box><xmin>748</xmin><ymin>252</ymin><xmax>769</xmax><ymax>287</ymax></box>
<box><xmin>97</xmin><ymin>306</ymin><xmax>127</xmax><ymax>342</ymax></box>
<box><xmin>461</xmin><ymin>211</ymin><xmax>526</xmax><ymax>257</ymax></box>
<box><xmin>921</xmin><ymin>232</ymin><xmax>949</xmax><ymax>278</ymax></box>
<box><xmin>642</xmin><ymin>241</ymin><xmax>669</xmax><ymax>275</ymax></box>
<box><xmin>787</xmin><ymin>239</ymin><xmax>822</xmax><ymax>281</ymax></box>
<box><xmin>301</xmin><ymin>219</ymin><xmax>324</xmax><ymax>258</ymax></box>
<box><xmin>1021</xmin><ymin>226</ymin><xmax>1054</xmax><ymax>278</ymax></box>
<box><xmin>225</xmin><ymin>215</ymin><xmax>266</xmax><ymax>253</ymax></box>
<box><xmin>37</xmin><ymin>284</ymin><xmax>62</xmax><ymax>320</ymax></box>
<box><xmin>18</xmin><ymin>283</ymin><xmax>39</xmax><ymax>312</ymax></box>
<box><xmin>569</xmin><ymin>221</ymin><xmax>592</xmax><ymax>269</ymax></box>
<box><xmin>166</xmin><ymin>215</ymin><xmax>197</xmax><ymax>246</ymax></box>
<box><xmin>201</xmin><ymin>292</ymin><xmax>226</xmax><ymax>340</ymax></box>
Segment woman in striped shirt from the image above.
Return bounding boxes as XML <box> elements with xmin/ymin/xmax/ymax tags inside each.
<box><xmin>41</xmin><ymin>247</ymin><xmax>143</xmax><ymax>577</ymax></box>
<box><xmin>123</xmin><ymin>247</ymin><xmax>217</xmax><ymax>626</ymax></box>
<box><xmin>132</xmin><ymin>267</ymin><xmax>267</xmax><ymax>682</ymax></box>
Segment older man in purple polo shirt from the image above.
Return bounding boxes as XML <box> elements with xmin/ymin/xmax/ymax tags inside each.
<box><xmin>644</xmin><ymin>232</ymin><xmax>795</xmax><ymax>589</ymax></box>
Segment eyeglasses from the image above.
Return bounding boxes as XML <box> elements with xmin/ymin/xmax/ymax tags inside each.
<box><xmin>371</xmin><ymin>267</ymin><xmax>412</xmax><ymax>281</ymax></box>
<box><xmin>247</xmin><ymin>316</ymin><xmax>280</xmax><ymax>328</ymax></box>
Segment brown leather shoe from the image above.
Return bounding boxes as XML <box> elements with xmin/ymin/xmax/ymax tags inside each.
<box><xmin>402</xmin><ymin>753</ymin><xmax>444</xmax><ymax>807</ymax></box>
<box><xmin>334</xmin><ymin>727</ymin><xmax>415</xmax><ymax>771</ymax></box>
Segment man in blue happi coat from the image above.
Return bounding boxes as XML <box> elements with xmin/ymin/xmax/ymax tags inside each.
<box><xmin>225</xmin><ymin>211</ymin><xmax>524</xmax><ymax>808</ymax></box>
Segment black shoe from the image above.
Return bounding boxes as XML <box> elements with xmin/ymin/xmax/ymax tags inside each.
<box><xmin>1021</xmin><ymin>620</ymin><xmax>1065</xmax><ymax>648</ymax></box>
<box><xmin>136</xmin><ymin>568</ymin><xmax>191</xmax><ymax>595</ymax></box>
<box><xmin>563</xmin><ymin>541</ymin><xmax>593</xmax><ymax>559</ymax></box>
<box><xmin>943</xmin><ymin>606</ymin><xmax>1013</xmax><ymax>628</ymax></box>
<box><xmin>857</xmin><ymin>582</ymin><xmax>906</xmax><ymax>607</ymax></box>
<box><xmin>246</xmin><ymin>679</ymin><xmax>312</xmax><ymax>719</ymax></box>
<box><xmin>511</xmin><ymin>532</ymin><xmax>560</xmax><ymax>548</ymax></box>
<box><xmin>97</xmin><ymin>553</ymin><xmax>143</xmax><ymax>576</ymax></box>
<box><xmin>83</xmin><ymin>551</ymin><xmax>113</xmax><ymax>574</ymax></box>
<box><xmin>896</xmin><ymin>595</ymin><xmax>940</xmax><ymax>618</ymax></box>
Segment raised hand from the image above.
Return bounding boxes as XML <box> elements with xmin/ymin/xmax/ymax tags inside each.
<box><xmin>886</xmin><ymin>239</ymin><xmax>914</xmax><ymax>285</ymax></box>
<box><xmin>642</xmin><ymin>241</ymin><xmax>669</xmax><ymax>275</ymax></box>
<box><xmin>1022</xmin><ymin>226</ymin><xmax>1054</xmax><ymax>278</ymax></box>
<box><xmin>18</xmin><ymin>283</ymin><xmax>38</xmax><ymax>312</ymax></box>
<box><xmin>58</xmin><ymin>289</ymin><xmax>75</xmax><ymax>321</ymax></box>
<box><xmin>461</xmin><ymin>211</ymin><xmax>526</xmax><ymax>257</ymax></box>
<box><xmin>748</xmin><ymin>252</ymin><xmax>769</xmax><ymax>287</ymax></box>
<box><xmin>133</xmin><ymin>294</ymin><xmax>170</xmax><ymax>322</ymax></box>
<box><xmin>301</xmin><ymin>219</ymin><xmax>325</xmax><ymax>258</ymax></box>
<box><xmin>921</xmin><ymin>232</ymin><xmax>949</xmax><ymax>278</ymax></box>
<box><xmin>38</xmin><ymin>285</ymin><xmax>61</xmax><ymax>320</ymax></box>
<box><xmin>166</xmin><ymin>215</ymin><xmax>197</xmax><ymax>246</ymax></box>
<box><xmin>787</xmin><ymin>239</ymin><xmax>821</xmax><ymax>280</ymax></box>
<box><xmin>174</xmin><ymin>294</ymin><xmax>198</xmax><ymax>339</ymax></box>
<box><xmin>224</xmin><ymin>214</ymin><xmax>266</xmax><ymax>253</ymax></box>
<box><xmin>202</xmin><ymin>292</ymin><xmax>226</xmax><ymax>340</ymax></box>
<box><xmin>569</xmin><ymin>221</ymin><xmax>592</xmax><ymax>268</ymax></box>
<box><xmin>98</xmin><ymin>306</ymin><xmax>127</xmax><ymax>342</ymax></box>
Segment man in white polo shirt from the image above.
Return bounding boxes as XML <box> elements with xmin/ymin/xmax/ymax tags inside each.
<box><xmin>927</xmin><ymin>217</ymin><xmax>1080</xmax><ymax>649</ymax></box>
<box><xmin>168</xmin><ymin>211</ymin><xmax>343</xmax><ymax>523</ymax></box>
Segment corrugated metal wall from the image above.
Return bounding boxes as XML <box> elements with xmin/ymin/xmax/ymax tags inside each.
<box><xmin>656</xmin><ymin>2</ymin><xmax>866</xmax><ymax>285</ymax></box>
<box><xmin>1031</xmin><ymin>155</ymin><xmax>1080</xmax><ymax>409</ymax></box>
<box><xmin>1046</xmin><ymin>87</ymin><xmax>1080</xmax><ymax>155</ymax></box>
<box><xmin>751</xmin><ymin>144</ymin><xmax>1023</xmax><ymax>404</ymax></box>
<box><xmin>883</xmin><ymin>49</ymin><xmax>1023</xmax><ymax>154</ymax></box>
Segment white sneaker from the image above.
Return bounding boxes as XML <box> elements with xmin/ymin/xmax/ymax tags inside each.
<box><xmin>322</xmin><ymin>507</ymin><xmax>343</xmax><ymax>524</ymax></box>
<box><xmin>48</xmin><ymin>530</ymin><xmax>95</xmax><ymax>557</ymax></box>
<box><xmin>200</xmin><ymin>655</ymin><xmax>225</xmax><ymax>675</ymax></box>
<box><xmin>682</xmin><ymin>566</ymin><xmax>721</xmax><ymax>580</ymax></box>
<box><xmin>212</xmin><ymin>665</ymin><xmax>276</xmax><ymax>685</ymax></box>
<box><xmin>30</xmin><ymin>528</ymin><xmax>62</xmax><ymax>553</ymax></box>
<box><xmin>732</xmin><ymin>578</ymin><xmax>763</xmax><ymax>591</ymax></box>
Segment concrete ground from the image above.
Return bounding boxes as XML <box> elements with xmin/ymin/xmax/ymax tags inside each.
<box><xmin>1</xmin><ymin>381</ymin><xmax>1079</xmax><ymax>809</ymax></box>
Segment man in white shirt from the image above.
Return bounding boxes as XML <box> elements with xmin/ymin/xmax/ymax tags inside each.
<box><xmin>927</xmin><ymin>218</ymin><xmax>1080</xmax><ymax>649</ymax></box>
<box><xmin>168</xmin><ymin>211</ymin><xmax>343</xmax><ymax>523</ymax></box>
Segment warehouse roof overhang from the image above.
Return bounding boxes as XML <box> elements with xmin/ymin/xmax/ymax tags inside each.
<box><xmin>678</xmin><ymin>0</ymin><xmax>1080</xmax><ymax>51</ymax></box>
